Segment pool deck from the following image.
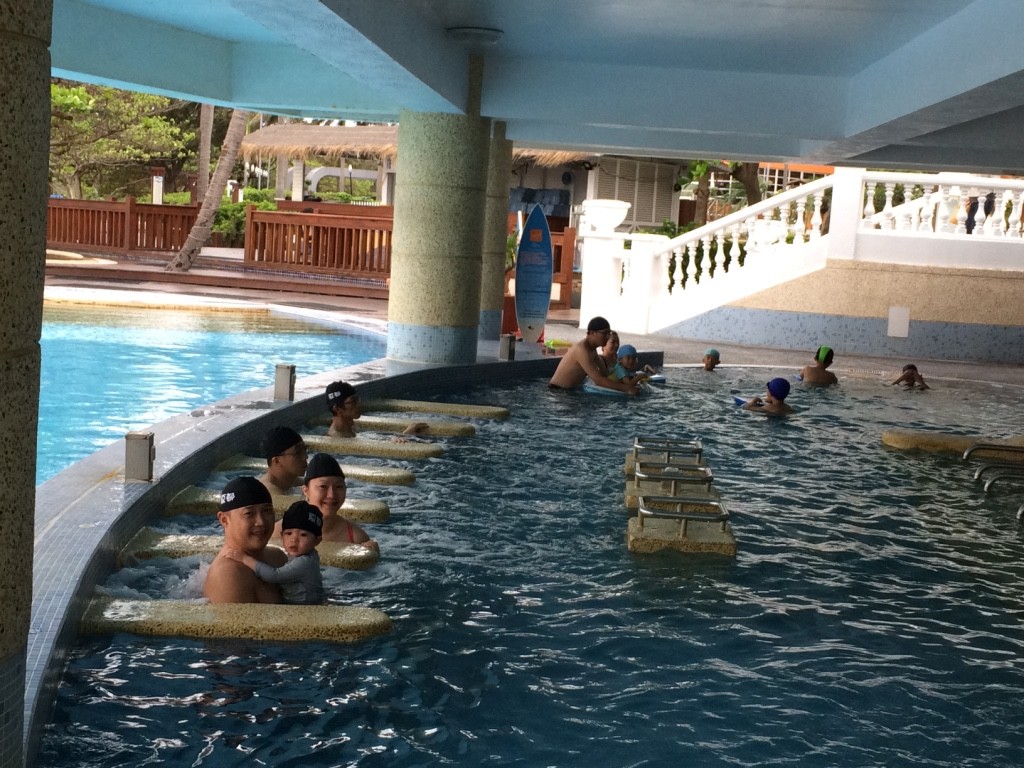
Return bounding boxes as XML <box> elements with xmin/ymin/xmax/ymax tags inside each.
<box><xmin>45</xmin><ymin>247</ymin><xmax>1024</xmax><ymax>387</ymax></box>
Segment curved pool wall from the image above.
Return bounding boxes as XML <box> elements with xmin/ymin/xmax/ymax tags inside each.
<box><xmin>25</xmin><ymin>347</ymin><xmax>663</xmax><ymax>764</ymax></box>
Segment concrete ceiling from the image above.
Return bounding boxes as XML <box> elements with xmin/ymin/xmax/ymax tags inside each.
<box><xmin>51</xmin><ymin>0</ymin><xmax>1024</xmax><ymax>173</ymax></box>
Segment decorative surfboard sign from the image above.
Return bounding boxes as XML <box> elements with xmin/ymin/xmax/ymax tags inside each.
<box><xmin>513</xmin><ymin>204</ymin><xmax>553</xmax><ymax>344</ymax></box>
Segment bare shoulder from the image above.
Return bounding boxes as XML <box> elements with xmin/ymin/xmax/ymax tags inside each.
<box><xmin>204</xmin><ymin>554</ymin><xmax>257</xmax><ymax>603</ymax></box>
<box><xmin>204</xmin><ymin>547</ymin><xmax>287</xmax><ymax>603</ymax></box>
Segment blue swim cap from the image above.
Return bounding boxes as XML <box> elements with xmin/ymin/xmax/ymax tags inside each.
<box><xmin>766</xmin><ymin>377</ymin><xmax>791</xmax><ymax>401</ymax></box>
<box><xmin>618</xmin><ymin>344</ymin><xmax>637</xmax><ymax>358</ymax></box>
<box><xmin>704</xmin><ymin>348</ymin><xmax>720</xmax><ymax>360</ymax></box>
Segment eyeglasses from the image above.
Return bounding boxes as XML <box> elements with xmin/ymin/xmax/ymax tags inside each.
<box><xmin>343</xmin><ymin>396</ymin><xmax>360</xmax><ymax>407</ymax></box>
<box><xmin>279</xmin><ymin>445</ymin><xmax>308</xmax><ymax>458</ymax></box>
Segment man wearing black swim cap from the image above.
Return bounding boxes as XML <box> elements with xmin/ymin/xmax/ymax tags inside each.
<box><xmin>204</xmin><ymin>476</ymin><xmax>287</xmax><ymax>604</ymax></box>
<box><xmin>548</xmin><ymin>316</ymin><xmax>639</xmax><ymax>395</ymax></box>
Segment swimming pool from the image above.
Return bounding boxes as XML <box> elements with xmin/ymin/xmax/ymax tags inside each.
<box><xmin>38</xmin><ymin>371</ymin><xmax>1024</xmax><ymax>767</ymax></box>
<box><xmin>38</xmin><ymin>303</ymin><xmax>386</xmax><ymax>484</ymax></box>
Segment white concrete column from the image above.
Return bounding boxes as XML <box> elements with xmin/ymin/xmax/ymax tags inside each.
<box><xmin>825</xmin><ymin>167</ymin><xmax>867</xmax><ymax>261</ymax></box>
<box><xmin>0</xmin><ymin>2</ymin><xmax>51</xmax><ymax>766</ymax></box>
<box><xmin>291</xmin><ymin>159</ymin><xmax>305</xmax><ymax>202</ymax></box>
<box><xmin>479</xmin><ymin>121</ymin><xmax>512</xmax><ymax>339</ymax></box>
<box><xmin>274</xmin><ymin>153</ymin><xmax>289</xmax><ymax>199</ymax></box>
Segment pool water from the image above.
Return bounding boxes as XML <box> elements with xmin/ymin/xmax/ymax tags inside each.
<box><xmin>38</xmin><ymin>304</ymin><xmax>386</xmax><ymax>484</ymax></box>
<box><xmin>39</xmin><ymin>372</ymin><xmax>1024</xmax><ymax>767</ymax></box>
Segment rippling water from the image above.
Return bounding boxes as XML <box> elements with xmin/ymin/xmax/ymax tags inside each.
<box><xmin>38</xmin><ymin>305</ymin><xmax>385</xmax><ymax>484</ymax></box>
<box><xmin>40</xmin><ymin>371</ymin><xmax>1024</xmax><ymax>767</ymax></box>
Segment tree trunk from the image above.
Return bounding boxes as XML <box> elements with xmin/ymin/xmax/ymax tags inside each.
<box><xmin>731</xmin><ymin>162</ymin><xmax>762</xmax><ymax>205</ymax></box>
<box><xmin>165</xmin><ymin>109</ymin><xmax>249</xmax><ymax>272</ymax></box>
<box><xmin>196</xmin><ymin>103</ymin><xmax>214</xmax><ymax>202</ymax></box>
<box><xmin>693</xmin><ymin>173</ymin><xmax>711</xmax><ymax>226</ymax></box>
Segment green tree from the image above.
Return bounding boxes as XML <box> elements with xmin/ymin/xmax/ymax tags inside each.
<box><xmin>49</xmin><ymin>79</ymin><xmax>191</xmax><ymax>198</ymax></box>
<box><xmin>686</xmin><ymin>160</ymin><xmax>762</xmax><ymax>225</ymax></box>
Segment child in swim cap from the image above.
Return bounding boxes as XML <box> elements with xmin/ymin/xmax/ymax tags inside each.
<box><xmin>891</xmin><ymin>363</ymin><xmax>929</xmax><ymax>390</ymax></box>
<box><xmin>799</xmin><ymin>345</ymin><xmax>838</xmax><ymax>386</ymax></box>
<box><xmin>610</xmin><ymin>344</ymin><xmax>657</xmax><ymax>385</ymax></box>
<box><xmin>702</xmin><ymin>348</ymin><xmax>720</xmax><ymax>371</ymax></box>
<box><xmin>743</xmin><ymin>377</ymin><xmax>794</xmax><ymax>415</ymax></box>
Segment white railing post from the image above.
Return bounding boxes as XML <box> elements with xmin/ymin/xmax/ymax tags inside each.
<box><xmin>685</xmin><ymin>240</ymin><xmax>699</xmax><ymax>285</ymax></box>
<box><xmin>793</xmin><ymin>198</ymin><xmax>806</xmax><ymax>242</ymax></box>
<box><xmin>1003</xmin><ymin>191</ymin><xmax>1019</xmax><ymax>239</ymax></box>
<box><xmin>938</xmin><ymin>186</ymin><xmax>955</xmax><ymax>233</ymax></box>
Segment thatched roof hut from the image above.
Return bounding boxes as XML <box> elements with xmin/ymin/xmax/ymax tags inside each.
<box><xmin>240</xmin><ymin>123</ymin><xmax>596</xmax><ymax>168</ymax></box>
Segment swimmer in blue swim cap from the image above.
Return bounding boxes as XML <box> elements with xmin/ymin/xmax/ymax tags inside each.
<box><xmin>743</xmin><ymin>377</ymin><xmax>795</xmax><ymax>415</ymax></box>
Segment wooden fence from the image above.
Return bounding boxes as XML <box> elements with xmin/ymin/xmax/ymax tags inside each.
<box><xmin>47</xmin><ymin>197</ymin><xmax>198</xmax><ymax>255</ymax></box>
<box><xmin>47</xmin><ymin>197</ymin><xmax>576</xmax><ymax>309</ymax></box>
<box><xmin>244</xmin><ymin>208</ymin><xmax>392</xmax><ymax>281</ymax></box>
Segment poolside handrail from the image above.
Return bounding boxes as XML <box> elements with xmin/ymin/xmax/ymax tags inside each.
<box><xmin>962</xmin><ymin>442</ymin><xmax>1024</xmax><ymax>461</ymax></box>
<box><xmin>637</xmin><ymin>495</ymin><xmax>731</xmax><ymax>535</ymax></box>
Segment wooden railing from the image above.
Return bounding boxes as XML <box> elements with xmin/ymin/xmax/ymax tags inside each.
<box><xmin>244</xmin><ymin>208</ymin><xmax>392</xmax><ymax>281</ymax></box>
<box><xmin>47</xmin><ymin>197</ymin><xmax>199</xmax><ymax>255</ymax></box>
<box><xmin>275</xmin><ymin>200</ymin><xmax>393</xmax><ymax>218</ymax></box>
<box><xmin>48</xmin><ymin>197</ymin><xmax>573</xmax><ymax>307</ymax></box>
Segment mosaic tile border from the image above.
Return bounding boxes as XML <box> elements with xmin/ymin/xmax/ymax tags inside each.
<box><xmin>660</xmin><ymin>307</ymin><xmax>1024</xmax><ymax>364</ymax></box>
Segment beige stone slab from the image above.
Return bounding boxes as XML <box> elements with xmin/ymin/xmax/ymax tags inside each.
<box><xmin>363</xmin><ymin>398</ymin><xmax>509</xmax><ymax>420</ymax></box>
<box><xmin>311</xmin><ymin>414</ymin><xmax>476</xmax><ymax>437</ymax></box>
<box><xmin>216</xmin><ymin>454</ymin><xmax>416</xmax><ymax>485</ymax></box>
<box><xmin>165</xmin><ymin>486</ymin><xmax>390</xmax><ymax>523</ymax></box>
<box><xmin>627</xmin><ymin>516</ymin><xmax>736</xmax><ymax>556</ymax></box>
<box><xmin>118</xmin><ymin>529</ymin><xmax>379</xmax><ymax>571</ymax></box>
<box><xmin>625</xmin><ymin>485</ymin><xmax>720</xmax><ymax>511</ymax></box>
<box><xmin>82</xmin><ymin>597</ymin><xmax>393</xmax><ymax>643</ymax></box>
<box><xmin>304</xmin><ymin>434</ymin><xmax>443</xmax><ymax>460</ymax></box>
<box><xmin>881</xmin><ymin>429</ymin><xmax>1024</xmax><ymax>459</ymax></box>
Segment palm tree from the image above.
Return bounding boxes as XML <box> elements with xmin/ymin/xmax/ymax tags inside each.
<box><xmin>165</xmin><ymin>108</ymin><xmax>249</xmax><ymax>272</ymax></box>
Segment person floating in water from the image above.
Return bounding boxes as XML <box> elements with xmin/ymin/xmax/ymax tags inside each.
<box><xmin>743</xmin><ymin>377</ymin><xmax>794</xmax><ymax>415</ymax></box>
<box><xmin>205</xmin><ymin>476</ymin><xmax>286</xmax><ymax>604</ymax></box>
<box><xmin>258</xmin><ymin>426</ymin><xmax>308</xmax><ymax>495</ymax></box>
<box><xmin>702</xmin><ymin>348</ymin><xmax>721</xmax><ymax>371</ymax></box>
<box><xmin>599</xmin><ymin>330</ymin><xmax>621</xmax><ymax>372</ymax></box>
<box><xmin>609</xmin><ymin>344</ymin><xmax>656</xmax><ymax>385</ymax></box>
<box><xmin>297</xmin><ymin>452</ymin><xmax>379</xmax><ymax>552</ymax></box>
<box><xmin>892</xmin><ymin>363</ymin><xmax>929</xmax><ymax>389</ymax></box>
<box><xmin>548</xmin><ymin>316</ymin><xmax>639</xmax><ymax>395</ymax></box>
<box><xmin>224</xmin><ymin>499</ymin><xmax>324</xmax><ymax>605</ymax></box>
<box><xmin>326</xmin><ymin>380</ymin><xmax>427</xmax><ymax>439</ymax></box>
<box><xmin>799</xmin><ymin>345</ymin><xmax>838</xmax><ymax>386</ymax></box>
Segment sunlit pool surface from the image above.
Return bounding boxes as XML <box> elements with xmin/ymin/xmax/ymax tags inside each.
<box><xmin>38</xmin><ymin>304</ymin><xmax>386</xmax><ymax>484</ymax></box>
<box><xmin>39</xmin><ymin>372</ymin><xmax>1024</xmax><ymax>767</ymax></box>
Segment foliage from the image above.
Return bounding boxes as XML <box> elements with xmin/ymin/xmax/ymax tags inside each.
<box><xmin>506</xmin><ymin>230</ymin><xmax>520</xmax><ymax>272</ymax></box>
<box><xmin>211</xmin><ymin>199</ymin><xmax>276</xmax><ymax>244</ymax></box>
<box><xmin>50</xmin><ymin>79</ymin><xmax>192</xmax><ymax>198</ymax></box>
<box><xmin>239</xmin><ymin>187</ymin><xmax>279</xmax><ymax>205</ymax></box>
<box><xmin>138</xmin><ymin>190</ymin><xmax>193</xmax><ymax>205</ymax></box>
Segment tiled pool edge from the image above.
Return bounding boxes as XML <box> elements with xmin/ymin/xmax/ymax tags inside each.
<box><xmin>24</xmin><ymin>350</ymin><xmax>604</xmax><ymax>765</ymax></box>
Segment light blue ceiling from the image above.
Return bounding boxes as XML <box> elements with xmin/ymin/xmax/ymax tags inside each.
<box><xmin>50</xmin><ymin>0</ymin><xmax>1024</xmax><ymax>173</ymax></box>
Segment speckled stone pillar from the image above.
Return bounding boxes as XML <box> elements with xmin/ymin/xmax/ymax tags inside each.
<box><xmin>388</xmin><ymin>66</ymin><xmax>490</xmax><ymax>364</ymax></box>
<box><xmin>479</xmin><ymin>122</ymin><xmax>512</xmax><ymax>339</ymax></box>
<box><xmin>0</xmin><ymin>3</ymin><xmax>50</xmax><ymax>765</ymax></box>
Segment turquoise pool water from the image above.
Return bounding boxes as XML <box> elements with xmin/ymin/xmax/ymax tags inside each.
<box><xmin>39</xmin><ymin>372</ymin><xmax>1024</xmax><ymax>767</ymax></box>
<box><xmin>37</xmin><ymin>304</ymin><xmax>386</xmax><ymax>484</ymax></box>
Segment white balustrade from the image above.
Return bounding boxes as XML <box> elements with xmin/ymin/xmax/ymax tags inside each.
<box><xmin>575</xmin><ymin>169</ymin><xmax>1024</xmax><ymax>335</ymax></box>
